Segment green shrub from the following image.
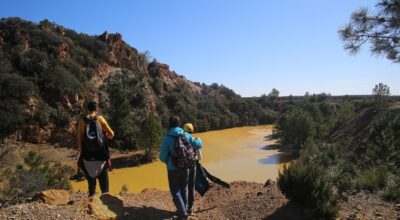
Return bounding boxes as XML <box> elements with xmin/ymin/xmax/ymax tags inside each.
<box><xmin>51</xmin><ymin>106</ymin><xmax>71</xmax><ymax>128</ymax></box>
<box><xmin>337</xmin><ymin>101</ymin><xmax>355</xmax><ymax>125</ymax></box>
<box><xmin>1</xmin><ymin>151</ymin><xmax>73</xmax><ymax>200</ymax></box>
<box><xmin>382</xmin><ymin>174</ymin><xmax>400</xmax><ymax>201</ymax></box>
<box><xmin>365</xmin><ymin>112</ymin><xmax>400</xmax><ymax>171</ymax></box>
<box><xmin>356</xmin><ymin>167</ymin><xmax>388</xmax><ymax>192</ymax></box>
<box><xmin>278</xmin><ymin>162</ymin><xmax>339</xmax><ymax>219</ymax></box>
<box><xmin>334</xmin><ymin>172</ymin><xmax>354</xmax><ymax>192</ymax></box>
<box><xmin>0</xmin><ymin>73</ymin><xmax>36</xmax><ymax>139</ymax></box>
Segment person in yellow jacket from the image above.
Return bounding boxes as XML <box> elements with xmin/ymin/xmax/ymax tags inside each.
<box><xmin>77</xmin><ymin>101</ymin><xmax>114</xmax><ymax>197</ymax></box>
<box><xmin>183</xmin><ymin>123</ymin><xmax>202</xmax><ymax>215</ymax></box>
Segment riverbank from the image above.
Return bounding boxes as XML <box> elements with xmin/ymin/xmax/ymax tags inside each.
<box><xmin>1</xmin><ymin>181</ymin><xmax>397</xmax><ymax>220</ymax></box>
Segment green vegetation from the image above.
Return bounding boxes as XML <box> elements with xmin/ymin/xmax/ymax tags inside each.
<box><xmin>278</xmin><ymin>163</ymin><xmax>339</xmax><ymax>219</ymax></box>
<box><xmin>139</xmin><ymin>114</ymin><xmax>163</xmax><ymax>162</ymax></box>
<box><xmin>339</xmin><ymin>0</ymin><xmax>400</xmax><ymax>62</ymax></box>
<box><xmin>0</xmin><ymin>73</ymin><xmax>35</xmax><ymax>139</ymax></box>
<box><xmin>356</xmin><ymin>167</ymin><xmax>388</xmax><ymax>192</ymax></box>
<box><xmin>273</xmin><ymin>94</ymin><xmax>338</xmax><ymax>150</ymax></box>
<box><xmin>0</xmin><ymin>17</ymin><xmax>277</xmax><ymax>150</ymax></box>
<box><xmin>1</xmin><ymin>151</ymin><xmax>73</xmax><ymax>201</ymax></box>
<box><xmin>372</xmin><ymin>82</ymin><xmax>391</xmax><ymax>107</ymax></box>
<box><xmin>276</xmin><ymin>83</ymin><xmax>399</xmax><ymax>218</ymax></box>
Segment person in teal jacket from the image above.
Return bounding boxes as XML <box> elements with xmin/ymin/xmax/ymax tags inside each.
<box><xmin>159</xmin><ymin>116</ymin><xmax>202</xmax><ymax>219</ymax></box>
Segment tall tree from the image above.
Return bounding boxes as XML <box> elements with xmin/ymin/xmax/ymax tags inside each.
<box><xmin>107</xmin><ymin>86</ymin><xmax>136</xmax><ymax>149</ymax></box>
<box><xmin>339</xmin><ymin>0</ymin><xmax>400</xmax><ymax>62</ymax></box>
<box><xmin>372</xmin><ymin>82</ymin><xmax>391</xmax><ymax>107</ymax></box>
<box><xmin>140</xmin><ymin>114</ymin><xmax>163</xmax><ymax>162</ymax></box>
<box><xmin>268</xmin><ymin>88</ymin><xmax>280</xmax><ymax>102</ymax></box>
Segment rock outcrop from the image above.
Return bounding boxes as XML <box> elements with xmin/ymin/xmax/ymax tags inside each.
<box><xmin>88</xmin><ymin>194</ymin><xmax>124</xmax><ymax>220</ymax></box>
<box><xmin>57</xmin><ymin>42</ymin><xmax>69</xmax><ymax>60</ymax></box>
<box><xmin>36</xmin><ymin>190</ymin><xmax>70</xmax><ymax>206</ymax></box>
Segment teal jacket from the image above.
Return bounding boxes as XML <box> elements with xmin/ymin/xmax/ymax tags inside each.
<box><xmin>159</xmin><ymin>127</ymin><xmax>202</xmax><ymax>170</ymax></box>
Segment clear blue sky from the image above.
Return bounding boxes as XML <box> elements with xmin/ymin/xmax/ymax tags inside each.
<box><xmin>1</xmin><ymin>0</ymin><xmax>399</xmax><ymax>96</ymax></box>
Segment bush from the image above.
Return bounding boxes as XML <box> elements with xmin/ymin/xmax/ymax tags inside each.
<box><xmin>0</xmin><ymin>73</ymin><xmax>35</xmax><ymax>139</ymax></box>
<box><xmin>278</xmin><ymin>162</ymin><xmax>339</xmax><ymax>219</ymax></box>
<box><xmin>365</xmin><ymin>112</ymin><xmax>400</xmax><ymax>171</ymax></box>
<box><xmin>382</xmin><ymin>174</ymin><xmax>400</xmax><ymax>201</ymax></box>
<box><xmin>1</xmin><ymin>151</ymin><xmax>73</xmax><ymax>200</ymax></box>
<box><xmin>356</xmin><ymin>167</ymin><xmax>388</xmax><ymax>192</ymax></box>
<box><xmin>301</xmin><ymin>142</ymin><xmax>356</xmax><ymax>192</ymax></box>
<box><xmin>51</xmin><ymin>106</ymin><xmax>71</xmax><ymax>128</ymax></box>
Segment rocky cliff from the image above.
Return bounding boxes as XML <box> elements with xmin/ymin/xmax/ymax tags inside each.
<box><xmin>0</xmin><ymin>17</ymin><xmax>276</xmax><ymax>148</ymax></box>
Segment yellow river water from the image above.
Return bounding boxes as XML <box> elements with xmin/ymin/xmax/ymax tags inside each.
<box><xmin>71</xmin><ymin>125</ymin><xmax>289</xmax><ymax>194</ymax></box>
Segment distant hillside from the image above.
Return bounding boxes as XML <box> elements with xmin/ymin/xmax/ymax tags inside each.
<box><xmin>0</xmin><ymin>17</ymin><xmax>276</xmax><ymax>149</ymax></box>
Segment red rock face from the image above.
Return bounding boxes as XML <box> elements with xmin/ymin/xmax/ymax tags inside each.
<box><xmin>98</xmin><ymin>32</ymin><xmax>141</xmax><ymax>70</ymax></box>
<box><xmin>23</xmin><ymin>125</ymin><xmax>54</xmax><ymax>144</ymax></box>
<box><xmin>57</xmin><ymin>42</ymin><xmax>69</xmax><ymax>60</ymax></box>
<box><xmin>91</xmin><ymin>61</ymin><xmax>110</xmax><ymax>86</ymax></box>
<box><xmin>20</xmin><ymin>30</ymin><xmax>30</xmax><ymax>52</ymax></box>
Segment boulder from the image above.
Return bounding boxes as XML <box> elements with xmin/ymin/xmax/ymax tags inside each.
<box><xmin>37</xmin><ymin>189</ymin><xmax>70</xmax><ymax>206</ymax></box>
<box><xmin>89</xmin><ymin>193</ymin><xmax>124</xmax><ymax>220</ymax></box>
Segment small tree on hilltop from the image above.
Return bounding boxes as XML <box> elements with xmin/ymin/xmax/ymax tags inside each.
<box><xmin>140</xmin><ymin>114</ymin><xmax>163</xmax><ymax>162</ymax></box>
<box><xmin>268</xmin><ymin>88</ymin><xmax>280</xmax><ymax>102</ymax></box>
<box><xmin>372</xmin><ymin>83</ymin><xmax>391</xmax><ymax>107</ymax></box>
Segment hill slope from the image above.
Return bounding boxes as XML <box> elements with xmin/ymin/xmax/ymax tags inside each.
<box><xmin>0</xmin><ymin>17</ymin><xmax>276</xmax><ymax>148</ymax></box>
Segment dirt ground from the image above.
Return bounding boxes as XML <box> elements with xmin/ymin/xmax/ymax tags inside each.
<box><xmin>1</xmin><ymin>181</ymin><xmax>398</xmax><ymax>220</ymax></box>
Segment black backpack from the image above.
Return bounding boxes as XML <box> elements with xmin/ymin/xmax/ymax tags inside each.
<box><xmin>171</xmin><ymin>135</ymin><xmax>196</xmax><ymax>169</ymax></box>
<box><xmin>82</xmin><ymin>115</ymin><xmax>107</xmax><ymax>161</ymax></box>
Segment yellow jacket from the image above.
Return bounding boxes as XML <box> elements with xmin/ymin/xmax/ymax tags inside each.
<box><xmin>77</xmin><ymin>114</ymin><xmax>114</xmax><ymax>153</ymax></box>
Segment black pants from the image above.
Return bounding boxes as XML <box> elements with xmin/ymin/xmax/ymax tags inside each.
<box><xmin>188</xmin><ymin>166</ymin><xmax>196</xmax><ymax>209</ymax></box>
<box><xmin>83</xmin><ymin>164</ymin><xmax>109</xmax><ymax>196</ymax></box>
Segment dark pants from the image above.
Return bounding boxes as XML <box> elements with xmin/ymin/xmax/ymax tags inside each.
<box><xmin>168</xmin><ymin>169</ymin><xmax>189</xmax><ymax>216</ymax></box>
<box><xmin>188</xmin><ymin>166</ymin><xmax>196</xmax><ymax>209</ymax></box>
<box><xmin>83</xmin><ymin>164</ymin><xmax>109</xmax><ymax>196</ymax></box>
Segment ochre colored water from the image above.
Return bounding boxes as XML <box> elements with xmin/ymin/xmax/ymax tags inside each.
<box><xmin>71</xmin><ymin>125</ymin><xmax>289</xmax><ymax>194</ymax></box>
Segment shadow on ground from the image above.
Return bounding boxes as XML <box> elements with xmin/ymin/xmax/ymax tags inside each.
<box><xmin>264</xmin><ymin>202</ymin><xmax>307</xmax><ymax>220</ymax></box>
<box><xmin>121</xmin><ymin>206</ymin><xmax>175</xmax><ymax>220</ymax></box>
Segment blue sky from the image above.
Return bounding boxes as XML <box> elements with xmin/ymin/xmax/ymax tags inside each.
<box><xmin>1</xmin><ymin>0</ymin><xmax>399</xmax><ymax>96</ymax></box>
